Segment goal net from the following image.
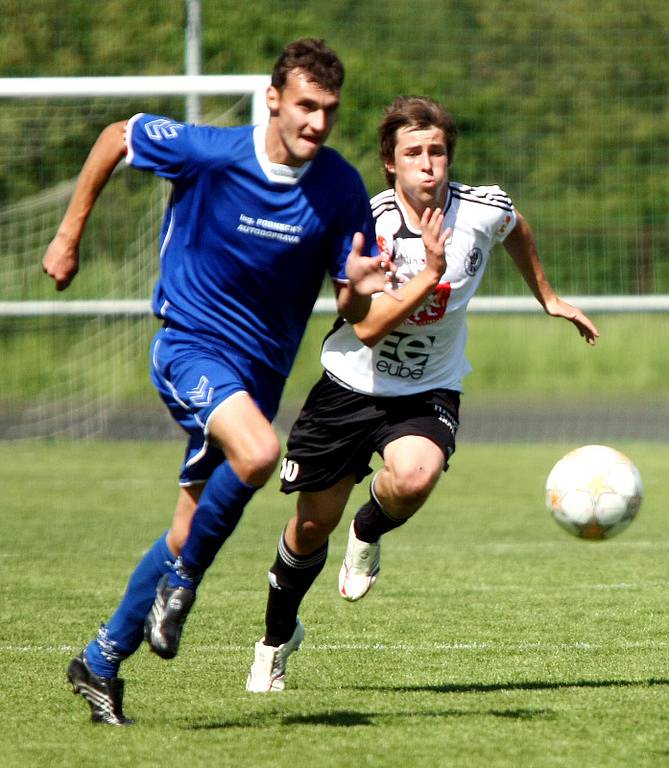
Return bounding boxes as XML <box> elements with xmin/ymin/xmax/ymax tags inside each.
<box><xmin>1</xmin><ymin>75</ymin><xmax>667</xmax><ymax>444</ymax></box>
<box><xmin>0</xmin><ymin>76</ymin><xmax>269</xmax><ymax>439</ymax></box>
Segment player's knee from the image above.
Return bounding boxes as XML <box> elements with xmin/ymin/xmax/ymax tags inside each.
<box><xmin>389</xmin><ymin>465</ymin><xmax>439</xmax><ymax>507</ymax></box>
<box><xmin>295</xmin><ymin>517</ymin><xmax>335</xmax><ymax>549</ymax></box>
<box><xmin>235</xmin><ymin>439</ymin><xmax>281</xmax><ymax>486</ymax></box>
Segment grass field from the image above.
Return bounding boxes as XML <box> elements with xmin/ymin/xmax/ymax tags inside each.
<box><xmin>1</xmin><ymin>440</ymin><xmax>668</xmax><ymax>767</ymax></box>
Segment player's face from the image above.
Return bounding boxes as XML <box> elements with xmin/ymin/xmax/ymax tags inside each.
<box><xmin>265</xmin><ymin>70</ymin><xmax>340</xmax><ymax>166</ymax></box>
<box><xmin>386</xmin><ymin>126</ymin><xmax>449</xmax><ymax>214</ymax></box>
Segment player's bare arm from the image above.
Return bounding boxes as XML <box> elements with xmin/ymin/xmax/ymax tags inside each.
<box><xmin>43</xmin><ymin>120</ymin><xmax>128</xmax><ymax>291</ymax></box>
<box><xmin>353</xmin><ymin>207</ymin><xmax>451</xmax><ymax>347</ymax></box>
<box><xmin>503</xmin><ymin>211</ymin><xmax>600</xmax><ymax>345</ymax></box>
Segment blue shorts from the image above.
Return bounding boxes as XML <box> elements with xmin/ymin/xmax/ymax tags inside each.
<box><xmin>150</xmin><ymin>325</ymin><xmax>286</xmax><ymax>485</ymax></box>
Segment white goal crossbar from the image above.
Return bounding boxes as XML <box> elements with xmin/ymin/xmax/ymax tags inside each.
<box><xmin>0</xmin><ymin>74</ymin><xmax>271</xmax><ymax>125</ymax></box>
<box><xmin>2</xmin><ymin>295</ymin><xmax>668</xmax><ymax>317</ymax></box>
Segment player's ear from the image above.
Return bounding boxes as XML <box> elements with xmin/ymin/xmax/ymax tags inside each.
<box><xmin>266</xmin><ymin>85</ymin><xmax>281</xmax><ymax>116</ymax></box>
<box><xmin>384</xmin><ymin>160</ymin><xmax>395</xmax><ymax>178</ymax></box>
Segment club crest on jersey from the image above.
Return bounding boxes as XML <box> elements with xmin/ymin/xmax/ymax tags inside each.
<box><xmin>464</xmin><ymin>247</ymin><xmax>483</xmax><ymax>276</ymax></box>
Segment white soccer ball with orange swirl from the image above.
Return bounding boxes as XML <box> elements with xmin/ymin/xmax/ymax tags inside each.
<box><xmin>545</xmin><ymin>445</ymin><xmax>643</xmax><ymax>540</ymax></box>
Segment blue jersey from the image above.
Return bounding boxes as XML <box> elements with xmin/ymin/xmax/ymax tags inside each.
<box><xmin>125</xmin><ymin>113</ymin><xmax>375</xmax><ymax>377</ymax></box>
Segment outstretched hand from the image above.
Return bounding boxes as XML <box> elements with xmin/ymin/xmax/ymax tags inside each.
<box><xmin>544</xmin><ymin>296</ymin><xmax>600</xmax><ymax>345</ymax></box>
<box><xmin>345</xmin><ymin>232</ymin><xmax>404</xmax><ymax>299</ymax></box>
<box><xmin>43</xmin><ymin>233</ymin><xmax>80</xmax><ymax>291</ymax></box>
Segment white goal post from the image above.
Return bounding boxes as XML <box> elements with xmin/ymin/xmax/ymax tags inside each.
<box><xmin>2</xmin><ymin>295</ymin><xmax>669</xmax><ymax>318</ymax></box>
<box><xmin>0</xmin><ymin>74</ymin><xmax>271</xmax><ymax>126</ymax></box>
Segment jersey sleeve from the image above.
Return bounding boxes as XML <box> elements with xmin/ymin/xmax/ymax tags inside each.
<box><xmin>487</xmin><ymin>185</ymin><xmax>517</xmax><ymax>243</ymax></box>
<box><xmin>328</xmin><ymin>169</ymin><xmax>378</xmax><ymax>283</ymax></box>
<box><xmin>124</xmin><ymin>112</ymin><xmax>204</xmax><ymax>181</ymax></box>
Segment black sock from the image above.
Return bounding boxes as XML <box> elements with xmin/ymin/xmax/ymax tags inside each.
<box><xmin>264</xmin><ymin>534</ymin><xmax>328</xmax><ymax>647</ymax></box>
<box><xmin>353</xmin><ymin>483</ymin><xmax>407</xmax><ymax>543</ymax></box>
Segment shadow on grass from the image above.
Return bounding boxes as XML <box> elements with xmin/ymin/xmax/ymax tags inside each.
<box><xmin>281</xmin><ymin>708</ymin><xmax>555</xmax><ymax>724</ymax></box>
<box><xmin>282</xmin><ymin>711</ymin><xmax>375</xmax><ymax>727</ymax></box>
<box><xmin>184</xmin><ymin>678</ymin><xmax>669</xmax><ymax>731</ymax></box>
<box><xmin>351</xmin><ymin>677</ymin><xmax>669</xmax><ymax>694</ymax></box>
<box><xmin>187</xmin><ymin>710</ymin><xmax>374</xmax><ymax>730</ymax></box>
<box><xmin>187</xmin><ymin>706</ymin><xmax>555</xmax><ymax>730</ymax></box>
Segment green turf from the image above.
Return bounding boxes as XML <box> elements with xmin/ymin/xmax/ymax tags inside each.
<box><xmin>1</xmin><ymin>440</ymin><xmax>667</xmax><ymax>767</ymax></box>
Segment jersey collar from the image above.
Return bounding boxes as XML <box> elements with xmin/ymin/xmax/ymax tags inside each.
<box><xmin>253</xmin><ymin>125</ymin><xmax>311</xmax><ymax>185</ymax></box>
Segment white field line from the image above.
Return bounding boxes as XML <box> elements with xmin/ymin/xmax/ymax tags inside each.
<box><xmin>459</xmin><ymin>582</ymin><xmax>664</xmax><ymax>592</ymax></box>
<box><xmin>470</xmin><ymin>541</ymin><xmax>669</xmax><ymax>552</ymax></box>
<box><xmin>3</xmin><ymin>639</ymin><xmax>669</xmax><ymax>655</ymax></box>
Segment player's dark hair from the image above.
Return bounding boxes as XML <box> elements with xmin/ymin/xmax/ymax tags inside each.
<box><xmin>379</xmin><ymin>96</ymin><xmax>458</xmax><ymax>186</ymax></box>
<box><xmin>271</xmin><ymin>38</ymin><xmax>345</xmax><ymax>93</ymax></box>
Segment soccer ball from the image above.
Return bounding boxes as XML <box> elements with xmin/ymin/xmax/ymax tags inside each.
<box><xmin>545</xmin><ymin>444</ymin><xmax>643</xmax><ymax>540</ymax></box>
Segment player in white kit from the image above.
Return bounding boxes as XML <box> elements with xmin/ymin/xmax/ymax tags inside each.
<box><xmin>246</xmin><ymin>95</ymin><xmax>599</xmax><ymax>692</ymax></box>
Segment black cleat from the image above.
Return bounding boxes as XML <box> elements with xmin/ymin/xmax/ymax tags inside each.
<box><xmin>67</xmin><ymin>654</ymin><xmax>133</xmax><ymax>726</ymax></box>
<box><xmin>144</xmin><ymin>574</ymin><xmax>196</xmax><ymax>660</ymax></box>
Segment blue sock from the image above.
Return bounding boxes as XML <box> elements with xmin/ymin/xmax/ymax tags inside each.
<box><xmin>169</xmin><ymin>462</ymin><xmax>256</xmax><ymax>588</ymax></box>
<box><xmin>84</xmin><ymin>532</ymin><xmax>175</xmax><ymax>678</ymax></box>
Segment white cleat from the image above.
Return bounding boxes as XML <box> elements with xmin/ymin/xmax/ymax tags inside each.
<box><xmin>245</xmin><ymin>619</ymin><xmax>305</xmax><ymax>693</ymax></box>
<box><xmin>338</xmin><ymin>521</ymin><xmax>381</xmax><ymax>602</ymax></box>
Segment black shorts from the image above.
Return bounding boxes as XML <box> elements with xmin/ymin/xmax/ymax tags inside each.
<box><xmin>279</xmin><ymin>372</ymin><xmax>460</xmax><ymax>494</ymax></box>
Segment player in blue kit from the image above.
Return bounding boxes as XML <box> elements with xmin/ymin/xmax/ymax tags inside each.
<box><xmin>43</xmin><ymin>39</ymin><xmax>394</xmax><ymax>726</ymax></box>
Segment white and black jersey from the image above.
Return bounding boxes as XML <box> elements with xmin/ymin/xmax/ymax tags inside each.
<box><xmin>321</xmin><ymin>182</ymin><xmax>517</xmax><ymax>396</ymax></box>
